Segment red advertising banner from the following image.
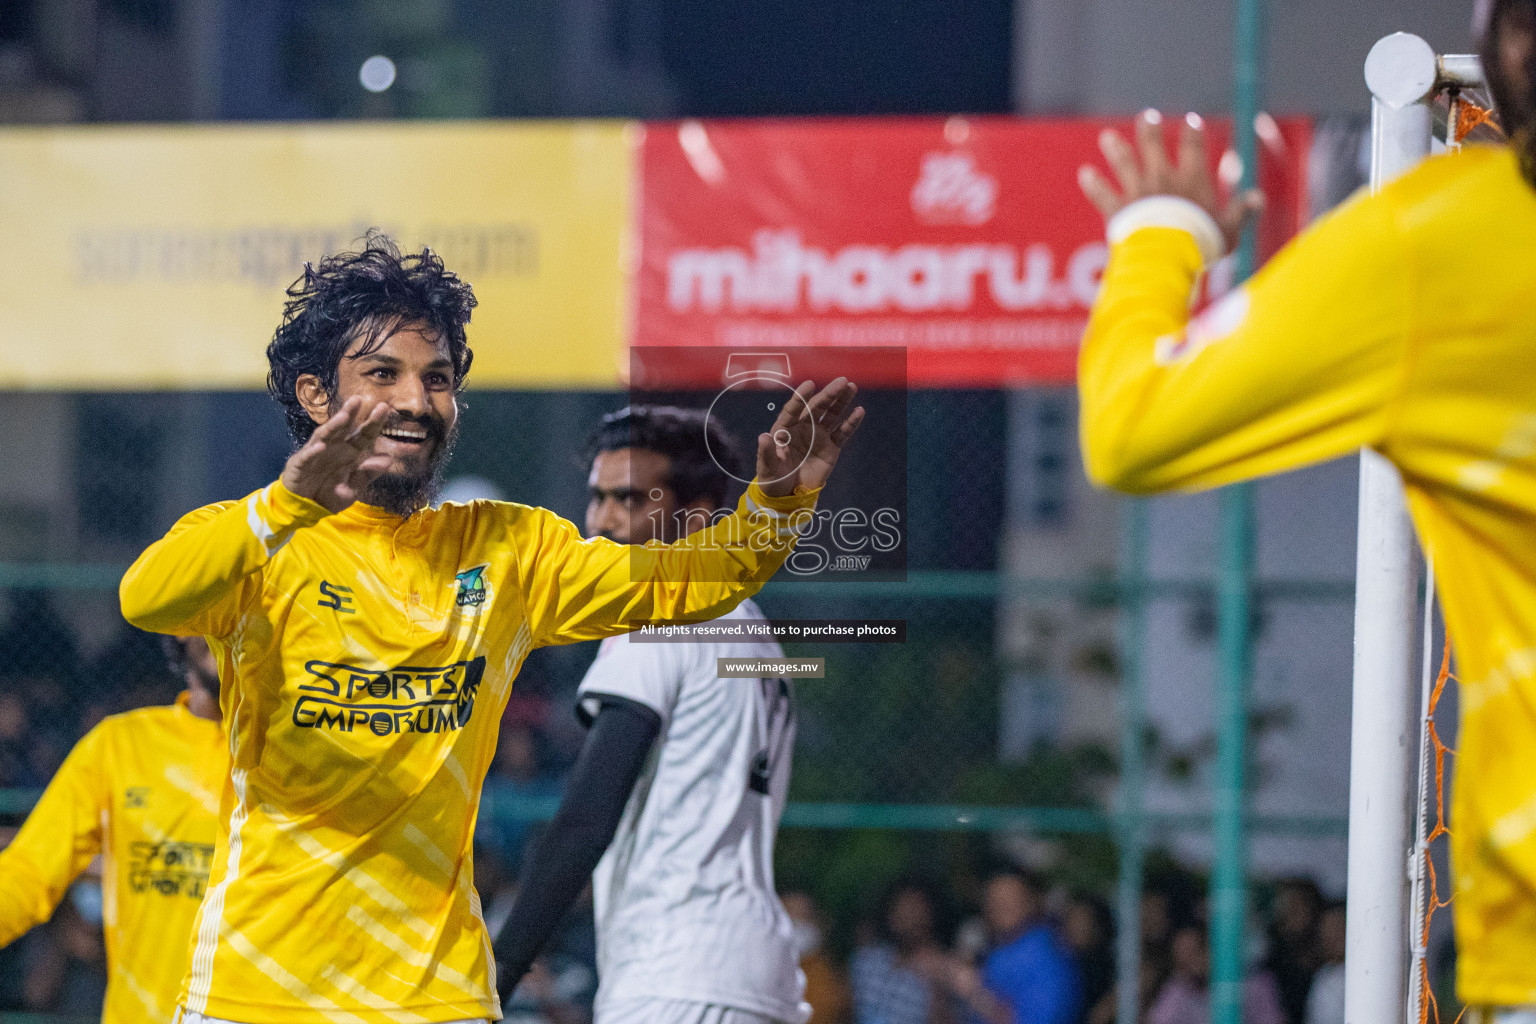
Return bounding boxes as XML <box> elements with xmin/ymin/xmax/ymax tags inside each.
<box><xmin>633</xmin><ymin>115</ymin><xmax>1311</xmax><ymax>386</ymax></box>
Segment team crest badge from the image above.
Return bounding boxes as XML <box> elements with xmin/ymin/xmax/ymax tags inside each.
<box><xmin>455</xmin><ymin>565</ymin><xmax>489</xmax><ymax>608</ymax></box>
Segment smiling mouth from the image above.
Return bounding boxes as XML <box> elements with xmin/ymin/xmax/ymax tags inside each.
<box><xmin>381</xmin><ymin>426</ymin><xmax>432</xmax><ymax>449</ymax></box>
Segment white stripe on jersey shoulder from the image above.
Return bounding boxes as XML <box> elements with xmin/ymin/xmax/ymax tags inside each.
<box><xmin>245</xmin><ymin>486</ymin><xmax>292</xmax><ymax>555</ymax></box>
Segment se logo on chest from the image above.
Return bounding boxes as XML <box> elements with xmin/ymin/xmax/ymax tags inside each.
<box><xmin>318</xmin><ymin>580</ymin><xmax>356</xmax><ymax>613</ymax></box>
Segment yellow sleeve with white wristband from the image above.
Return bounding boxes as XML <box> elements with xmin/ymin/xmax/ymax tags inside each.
<box><xmin>1079</xmin><ymin>188</ymin><xmax>1410</xmax><ymax>494</ymax></box>
<box><xmin>1078</xmin><ymin>146</ymin><xmax>1536</xmax><ymax>1004</ymax></box>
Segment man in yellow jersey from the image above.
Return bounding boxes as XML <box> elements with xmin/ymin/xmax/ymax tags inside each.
<box><xmin>117</xmin><ymin>235</ymin><xmax>864</xmax><ymax>1024</ymax></box>
<box><xmin>0</xmin><ymin>633</ymin><xmax>226</xmax><ymax>1022</ymax></box>
<box><xmin>1073</xmin><ymin>0</ymin><xmax>1536</xmax><ymax>1006</ymax></box>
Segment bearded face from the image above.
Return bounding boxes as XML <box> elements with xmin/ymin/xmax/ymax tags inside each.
<box><xmin>301</xmin><ymin>322</ymin><xmax>464</xmax><ymax>517</ymax></box>
<box><xmin>358</xmin><ymin>408</ymin><xmax>460</xmax><ymax>516</ymax></box>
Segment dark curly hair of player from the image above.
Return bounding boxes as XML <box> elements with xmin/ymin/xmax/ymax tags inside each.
<box><xmin>267</xmin><ymin>231</ymin><xmax>477</xmax><ymax>445</ymax></box>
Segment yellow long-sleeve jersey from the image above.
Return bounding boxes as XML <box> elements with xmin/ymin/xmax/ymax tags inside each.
<box><xmin>118</xmin><ymin>477</ymin><xmax>817</xmax><ymax>1023</ymax></box>
<box><xmin>1078</xmin><ymin>145</ymin><xmax>1536</xmax><ymax>1003</ymax></box>
<box><xmin>0</xmin><ymin>694</ymin><xmax>226</xmax><ymax>1023</ymax></box>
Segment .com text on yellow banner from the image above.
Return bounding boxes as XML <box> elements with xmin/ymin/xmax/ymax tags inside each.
<box><xmin>0</xmin><ymin>120</ymin><xmax>631</xmax><ymax>389</ymax></box>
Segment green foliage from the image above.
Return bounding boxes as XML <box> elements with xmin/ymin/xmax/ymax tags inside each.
<box><xmin>1145</xmin><ymin>702</ymin><xmax>1297</xmax><ymax>788</ymax></box>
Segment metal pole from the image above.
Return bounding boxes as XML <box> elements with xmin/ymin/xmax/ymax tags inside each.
<box><xmin>1346</xmin><ymin>32</ymin><xmax>1437</xmax><ymax>1024</ymax></box>
<box><xmin>1406</xmin><ymin>561</ymin><xmax>1437</xmax><ymax>1024</ymax></box>
<box><xmin>1231</xmin><ymin>0</ymin><xmax>1264</xmax><ymax>287</ymax></box>
<box><xmin>1437</xmin><ymin>53</ymin><xmax>1486</xmax><ymax>88</ymax></box>
<box><xmin>1211</xmin><ymin>486</ymin><xmax>1254</xmax><ymax>1024</ymax></box>
<box><xmin>1114</xmin><ymin>499</ymin><xmax>1150</xmax><ymax>1024</ymax></box>
<box><xmin>1209</xmin><ymin>1</ymin><xmax>1263</xmax><ymax>1020</ymax></box>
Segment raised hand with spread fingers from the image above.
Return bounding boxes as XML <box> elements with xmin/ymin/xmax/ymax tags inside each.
<box><xmin>279</xmin><ymin>395</ymin><xmax>394</xmax><ymax>513</ymax></box>
<box><xmin>754</xmin><ymin>376</ymin><xmax>866</xmax><ymax>498</ymax></box>
<box><xmin>1077</xmin><ymin>109</ymin><xmax>1265</xmax><ymax>255</ymax></box>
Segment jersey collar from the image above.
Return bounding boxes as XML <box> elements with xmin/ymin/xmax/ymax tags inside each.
<box><xmin>337</xmin><ymin>501</ymin><xmax>410</xmax><ymax>526</ymax></box>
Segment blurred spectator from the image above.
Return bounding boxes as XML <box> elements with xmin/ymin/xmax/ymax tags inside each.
<box><xmin>0</xmin><ymin>592</ymin><xmax>83</xmax><ymax>769</ymax></box>
<box><xmin>1084</xmin><ymin>887</ymin><xmax>1180</xmax><ymax>1024</ymax></box>
<box><xmin>784</xmin><ymin>890</ymin><xmax>851</xmax><ymax>1024</ymax></box>
<box><xmin>941</xmin><ymin>867</ymin><xmax>1080</xmax><ymax>1024</ymax></box>
<box><xmin>1264</xmin><ymin>878</ymin><xmax>1323</xmax><ymax>1024</ymax></box>
<box><xmin>479</xmin><ymin>714</ymin><xmax>564</xmax><ymax>871</ymax></box>
<box><xmin>1303</xmin><ymin>903</ymin><xmax>1345</xmax><ymax>1024</ymax></box>
<box><xmin>1140</xmin><ymin>888</ymin><xmax>1176</xmax><ymax>993</ymax></box>
<box><xmin>504</xmin><ymin>959</ymin><xmax>595</xmax><ymax>1024</ymax></box>
<box><xmin>1087</xmin><ymin>953</ymin><xmax>1174</xmax><ymax>1024</ymax></box>
<box><xmin>0</xmin><ymin>825</ymin><xmax>22</xmax><ymax>1011</ymax></box>
<box><xmin>90</xmin><ymin>623</ymin><xmax>181</xmax><ymax>720</ymax></box>
<box><xmin>0</xmin><ymin>592</ymin><xmax>81</xmax><ymax>683</ymax></box>
<box><xmin>20</xmin><ymin>881</ymin><xmax>107</xmax><ymax>1015</ymax></box>
<box><xmin>1146</xmin><ymin>925</ymin><xmax>1284</xmax><ymax>1024</ymax></box>
<box><xmin>1141</xmin><ymin>889</ymin><xmax>1173</xmax><ymax>940</ymax></box>
<box><xmin>1063</xmin><ymin>892</ymin><xmax>1115</xmax><ymax>1024</ymax></box>
<box><xmin>0</xmin><ymin>693</ymin><xmax>40</xmax><ymax>789</ymax></box>
<box><xmin>480</xmin><ymin>842</ymin><xmax>597</xmax><ymax>1024</ymax></box>
<box><xmin>852</xmin><ymin>878</ymin><xmax>950</xmax><ymax>1024</ymax></box>
<box><xmin>477</xmin><ymin>842</ymin><xmax>519</xmax><ymax>940</ymax></box>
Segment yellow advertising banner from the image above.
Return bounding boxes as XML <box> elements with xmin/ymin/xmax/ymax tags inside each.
<box><xmin>0</xmin><ymin>120</ymin><xmax>631</xmax><ymax>389</ymax></box>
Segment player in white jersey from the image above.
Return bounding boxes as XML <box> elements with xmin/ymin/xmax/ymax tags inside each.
<box><xmin>493</xmin><ymin>406</ymin><xmax>808</xmax><ymax>1024</ymax></box>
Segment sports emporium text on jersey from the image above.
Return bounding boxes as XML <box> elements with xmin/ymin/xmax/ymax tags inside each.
<box><xmin>293</xmin><ymin>656</ymin><xmax>487</xmax><ymax>736</ymax></box>
<box><xmin>128</xmin><ymin>839</ymin><xmax>216</xmax><ymax>898</ymax></box>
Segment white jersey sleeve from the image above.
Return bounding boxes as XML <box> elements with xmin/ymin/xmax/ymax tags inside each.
<box><xmin>577</xmin><ymin>634</ymin><xmax>687</xmax><ymax>728</ymax></box>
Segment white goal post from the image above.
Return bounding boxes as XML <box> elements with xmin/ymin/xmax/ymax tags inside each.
<box><xmin>1348</xmin><ymin>32</ymin><xmax>1484</xmax><ymax>1024</ymax></box>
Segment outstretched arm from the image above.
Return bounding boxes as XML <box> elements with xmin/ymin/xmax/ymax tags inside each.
<box><xmin>120</xmin><ymin>397</ymin><xmax>391</xmax><ymax>635</ymax></box>
<box><xmin>492</xmin><ymin>698</ymin><xmax>661</xmax><ymax>997</ymax></box>
<box><xmin>1076</xmin><ymin>111</ymin><xmax>1411</xmax><ymax>494</ymax></box>
<box><xmin>0</xmin><ymin>728</ymin><xmax>107</xmax><ymax>947</ymax></box>
<box><xmin>521</xmin><ymin>379</ymin><xmax>865</xmax><ymax>646</ymax></box>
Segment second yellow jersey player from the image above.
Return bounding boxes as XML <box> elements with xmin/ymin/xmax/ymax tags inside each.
<box><xmin>0</xmin><ymin>671</ymin><xmax>226</xmax><ymax>1023</ymax></box>
<box><xmin>1079</xmin><ymin>129</ymin><xmax>1536</xmax><ymax>1000</ymax></box>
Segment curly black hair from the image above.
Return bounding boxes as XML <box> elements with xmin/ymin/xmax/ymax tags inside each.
<box><xmin>267</xmin><ymin>232</ymin><xmax>477</xmax><ymax>444</ymax></box>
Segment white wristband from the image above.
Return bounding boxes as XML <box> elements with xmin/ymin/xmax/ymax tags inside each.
<box><xmin>1107</xmin><ymin>196</ymin><xmax>1226</xmax><ymax>268</ymax></box>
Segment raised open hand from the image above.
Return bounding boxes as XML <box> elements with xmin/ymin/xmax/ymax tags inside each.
<box><xmin>280</xmin><ymin>396</ymin><xmax>394</xmax><ymax>513</ymax></box>
<box><xmin>755</xmin><ymin>377</ymin><xmax>866</xmax><ymax>498</ymax></box>
<box><xmin>1077</xmin><ymin>110</ymin><xmax>1265</xmax><ymax>256</ymax></box>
